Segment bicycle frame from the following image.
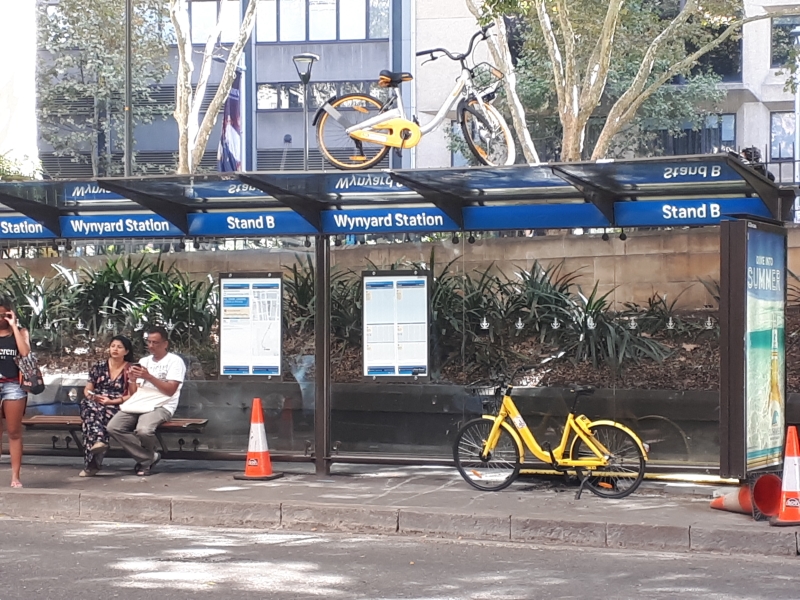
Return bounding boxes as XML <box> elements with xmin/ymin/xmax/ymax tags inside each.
<box><xmin>344</xmin><ymin>68</ymin><xmax>476</xmax><ymax>138</ymax></box>
<box><xmin>485</xmin><ymin>393</ymin><xmax>613</xmax><ymax>469</ymax></box>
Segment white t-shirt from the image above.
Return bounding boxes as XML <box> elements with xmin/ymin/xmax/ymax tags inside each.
<box><xmin>121</xmin><ymin>352</ymin><xmax>186</xmax><ymax>416</ymax></box>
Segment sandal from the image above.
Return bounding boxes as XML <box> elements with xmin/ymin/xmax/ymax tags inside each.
<box><xmin>10</xmin><ymin>481</ymin><xmax>22</xmax><ymax>488</ymax></box>
<box><xmin>79</xmin><ymin>468</ymin><xmax>99</xmax><ymax>477</ymax></box>
<box><xmin>137</xmin><ymin>452</ymin><xmax>161</xmax><ymax>477</ymax></box>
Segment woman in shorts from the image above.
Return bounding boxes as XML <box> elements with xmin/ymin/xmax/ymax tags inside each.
<box><xmin>0</xmin><ymin>300</ymin><xmax>31</xmax><ymax>488</ymax></box>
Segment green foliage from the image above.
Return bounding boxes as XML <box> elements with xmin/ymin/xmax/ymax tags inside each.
<box><xmin>0</xmin><ymin>256</ymin><xmax>217</xmax><ymax>356</ymax></box>
<box><xmin>37</xmin><ymin>0</ymin><xmax>172</xmax><ymax>176</ymax></box>
<box><xmin>484</xmin><ymin>0</ymin><xmax>739</xmax><ymax>159</ymax></box>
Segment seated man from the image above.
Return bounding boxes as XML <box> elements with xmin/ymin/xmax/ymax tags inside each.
<box><xmin>107</xmin><ymin>325</ymin><xmax>186</xmax><ymax>476</ymax></box>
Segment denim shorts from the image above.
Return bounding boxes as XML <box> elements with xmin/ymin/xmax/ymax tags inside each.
<box><xmin>0</xmin><ymin>381</ymin><xmax>27</xmax><ymax>401</ymax></box>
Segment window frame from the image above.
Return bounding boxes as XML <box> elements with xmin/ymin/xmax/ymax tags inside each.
<box><xmin>770</xmin><ymin>16</ymin><xmax>800</xmax><ymax>69</ymax></box>
<box><xmin>770</xmin><ymin>111</ymin><xmax>796</xmax><ymax>162</ymax></box>
<box><xmin>255</xmin><ymin>79</ymin><xmax>388</xmax><ymax>111</ymax></box>
<box><xmin>188</xmin><ymin>0</ymin><xmax>242</xmax><ymax>46</ymax></box>
<box><xmin>255</xmin><ymin>0</ymin><xmax>389</xmax><ymax>44</ymax></box>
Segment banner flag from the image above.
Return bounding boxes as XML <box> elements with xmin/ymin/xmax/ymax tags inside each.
<box><xmin>217</xmin><ymin>69</ymin><xmax>243</xmax><ymax>172</ymax></box>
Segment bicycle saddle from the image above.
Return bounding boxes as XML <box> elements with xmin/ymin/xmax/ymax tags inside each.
<box><xmin>378</xmin><ymin>70</ymin><xmax>413</xmax><ymax>87</ymax></box>
<box><xmin>569</xmin><ymin>385</ymin><xmax>595</xmax><ymax>396</ymax></box>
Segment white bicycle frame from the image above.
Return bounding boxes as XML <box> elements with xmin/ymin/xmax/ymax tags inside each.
<box><xmin>341</xmin><ymin>68</ymin><xmax>479</xmax><ymax>137</ymax></box>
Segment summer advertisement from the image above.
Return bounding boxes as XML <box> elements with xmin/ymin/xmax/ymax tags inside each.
<box><xmin>745</xmin><ymin>227</ymin><xmax>786</xmax><ymax>471</ymax></box>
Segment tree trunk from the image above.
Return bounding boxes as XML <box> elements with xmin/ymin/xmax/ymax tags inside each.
<box><xmin>190</xmin><ymin>0</ymin><xmax>257</xmax><ymax>171</ymax></box>
<box><xmin>170</xmin><ymin>0</ymin><xmax>195</xmax><ymax>174</ymax></box>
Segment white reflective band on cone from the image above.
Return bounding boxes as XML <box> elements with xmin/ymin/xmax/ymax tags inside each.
<box><xmin>248</xmin><ymin>424</ymin><xmax>270</xmax><ymax>453</ymax></box>
<box><xmin>784</xmin><ymin>456</ymin><xmax>800</xmax><ymax>492</ymax></box>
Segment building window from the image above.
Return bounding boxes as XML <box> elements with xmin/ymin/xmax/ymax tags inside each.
<box><xmin>190</xmin><ymin>0</ymin><xmax>241</xmax><ymax>44</ymax></box>
<box><xmin>771</xmin><ymin>112</ymin><xmax>796</xmax><ymax>161</ymax></box>
<box><xmin>771</xmin><ymin>16</ymin><xmax>800</xmax><ymax>68</ymax></box>
<box><xmin>256</xmin><ymin>0</ymin><xmax>389</xmax><ymax>42</ymax></box>
<box><xmin>256</xmin><ymin>80</ymin><xmax>388</xmax><ymax>109</ymax></box>
<box><xmin>657</xmin><ymin>114</ymin><xmax>736</xmax><ymax>156</ymax></box>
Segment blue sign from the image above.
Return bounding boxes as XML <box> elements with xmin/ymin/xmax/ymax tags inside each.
<box><xmin>327</xmin><ymin>172</ymin><xmax>407</xmax><ymax>194</ymax></box>
<box><xmin>185</xmin><ymin>181</ymin><xmax>265</xmax><ymax>200</ymax></box>
<box><xmin>187</xmin><ymin>211</ymin><xmax>317</xmax><ymax>236</ymax></box>
<box><xmin>322</xmin><ymin>208</ymin><xmax>459</xmax><ymax>233</ymax></box>
<box><xmin>463</xmin><ymin>204</ymin><xmax>608</xmax><ymax>230</ymax></box>
<box><xmin>615</xmin><ymin>198</ymin><xmax>770</xmax><ymax>227</ymax></box>
<box><xmin>0</xmin><ymin>217</ymin><xmax>56</xmax><ymax>239</ymax></box>
<box><xmin>61</xmin><ymin>214</ymin><xmax>183</xmax><ymax>238</ymax></box>
<box><xmin>63</xmin><ymin>182</ymin><xmax>124</xmax><ymax>202</ymax></box>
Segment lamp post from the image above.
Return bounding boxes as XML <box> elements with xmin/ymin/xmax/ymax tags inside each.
<box><xmin>292</xmin><ymin>53</ymin><xmax>320</xmax><ymax>171</ymax></box>
<box><xmin>792</xmin><ymin>26</ymin><xmax>800</xmax><ymax>186</ymax></box>
<box><xmin>124</xmin><ymin>0</ymin><xmax>132</xmax><ymax>177</ymax></box>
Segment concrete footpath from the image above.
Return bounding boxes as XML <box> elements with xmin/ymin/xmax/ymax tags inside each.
<box><xmin>0</xmin><ymin>456</ymin><xmax>798</xmax><ymax>558</ymax></box>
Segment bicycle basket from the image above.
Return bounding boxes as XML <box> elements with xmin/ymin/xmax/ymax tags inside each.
<box><xmin>471</xmin><ymin>62</ymin><xmax>504</xmax><ymax>98</ymax></box>
<box><xmin>468</xmin><ymin>385</ymin><xmax>503</xmax><ymax>414</ymax></box>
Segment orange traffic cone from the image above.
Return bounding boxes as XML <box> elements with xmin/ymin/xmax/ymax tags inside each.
<box><xmin>771</xmin><ymin>426</ymin><xmax>800</xmax><ymax>526</ymax></box>
<box><xmin>234</xmin><ymin>397</ymin><xmax>283</xmax><ymax>481</ymax></box>
<box><xmin>710</xmin><ymin>485</ymin><xmax>753</xmax><ymax>514</ymax></box>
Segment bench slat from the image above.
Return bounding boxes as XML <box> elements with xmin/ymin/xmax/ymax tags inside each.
<box><xmin>22</xmin><ymin>415</ymin><xmax>208</xmax><ymax>431</ymax></box>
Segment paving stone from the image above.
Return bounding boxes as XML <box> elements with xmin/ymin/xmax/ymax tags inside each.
<box><xmin>399</xmin><ymin>510</ymin><xmax>510</xmax><ymax>541</ymax></box>
<box><xmin>171</xmin><ymin>498</ymin><xmax>280</xmax><ymax>528</ymax></box>
<box><xmin>281</xmin><ymin>503</ymin><xmax>398</xmax><ymax>533</ymax></box>
<box><xmin>80</xmin><ymin>493</ymin><xmax>171</xmax><ymax>523</ymax></box>
<box><xmin>511</xmin><ymin>517</ymin><xmax>606</xmax><ymax>547</ymax></box>
<box><xmin>690</xmin><ymin>526</ymin><xmax>798</xmax><ymax>556</ymax></box>
<box><xmin>606</xmin><ymin>523</ymin><xmax>690</xmax><ymax>552</ymax></box>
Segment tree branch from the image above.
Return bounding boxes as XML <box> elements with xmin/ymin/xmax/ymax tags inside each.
<box><xmin>170</xmin><ymin>0</ymin><xmax>193</xmax><ymax>174</ymax></box>
<box><xmin>190</xmin><ymin>0</ymin><xmax>257</xmax><ymax>171</ymax></box>
<box><xmin>591</xmin><ymin>6</ymin><xmax>800</xmax><ymax>159</ymax></box>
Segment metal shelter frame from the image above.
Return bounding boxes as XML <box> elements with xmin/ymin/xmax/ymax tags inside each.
<box><xmin>0</xmin><ymin>153</ymin><xmax>795</xmax><ymax>474</ymax></box>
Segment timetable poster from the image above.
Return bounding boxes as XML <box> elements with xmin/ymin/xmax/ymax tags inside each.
<box><xmin>219</xmin><ymin>276</ymin><xmax>282</xmax><ymax>376</ymax></box>
<box><xmin>363</xmin><ymin>273</ymin><xmax>429</xmax><ymax>377</ymax></box>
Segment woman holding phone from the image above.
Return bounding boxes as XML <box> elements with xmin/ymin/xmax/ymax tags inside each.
<box><xmin>80</xmin><ymin>335</ymin><xmax>135</xmax><ymax>477</ymax></box>
<box><xmin>0</xmin><ymin>300</ymin><xmax>31</xmax><ymax>488</ymax></box>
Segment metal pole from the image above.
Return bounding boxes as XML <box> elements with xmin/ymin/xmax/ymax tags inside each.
<box><xmin>313</xmin><ymin>234</ymin><xmax>331</xmax><ymax>476</ymax></box>
<box><xmin>303</xmin><ymin>83</ymin><xmax>309</xmax><ymax>171</ymax></box>
<box><xmin>124</xmin><ymin>0</ymin><xmax>133</xmax><ymax>177</ymax></box>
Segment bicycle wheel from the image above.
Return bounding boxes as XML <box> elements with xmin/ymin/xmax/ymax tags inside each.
<box><xmin>316</xmin><ymin>93</ymin><xmax>390</xmax><ymax>170</ymax></box>
<box><xmin>459</xmin><ymin>99</ymin><xmax>515</xmax><ymax>167</ymax></box>
<box><xmin>453</xmin><ymin>418</ymin><xmax>521</xmax><ymax>491</ymax></box>
<box><xmin>569</xmin><ymin>424</ymin><xmax>645</xmax><ymax>499</ymax></box>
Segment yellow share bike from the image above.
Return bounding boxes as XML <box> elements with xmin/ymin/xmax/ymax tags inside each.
<box><xmin>453</xmin><ymin>370</ymin><xmax>649</xmax><ymax>498</ymax></box>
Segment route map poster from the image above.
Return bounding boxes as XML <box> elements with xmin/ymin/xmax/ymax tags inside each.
<box><xmin>745</xmin><ymin>228</ymin><xmax>786</xmax><ymax>472</ymax></box>
<box><xmin>363</xmin><ymin>272</ymin><xmax>429</xmax><ymax>378</ymax></box>
<box><xmin>219</xmin><ymin>275</ymin><xmax>282</xmax><ymax>377</ymax></box>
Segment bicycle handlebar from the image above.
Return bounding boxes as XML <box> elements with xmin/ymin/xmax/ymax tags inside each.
<box><xmin>416</xmin><ymin>24</ymin><xmax>494</xmax><ymax>62</ymax></box>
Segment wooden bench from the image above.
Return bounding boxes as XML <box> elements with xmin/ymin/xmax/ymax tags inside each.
<box><xmin>22</xmin><ymin>415</ymin><xmax>208</xmax><ymax>455</ymax></box>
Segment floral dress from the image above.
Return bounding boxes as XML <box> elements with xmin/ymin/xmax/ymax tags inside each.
<box><xmin>80</xmin><ymin>360</ymin><xmax>128</xmax><ymax>469</ymax></box>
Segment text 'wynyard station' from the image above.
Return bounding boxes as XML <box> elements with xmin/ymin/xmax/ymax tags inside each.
<box><xmin>331</xmin><ymin>212</ymin><xmax>445</xmax><ymax>231</ymax></box>
<box><xmin>67</xmin><ymin>218</ymin><xmax>172</xmax><ymax>235</ymax></box>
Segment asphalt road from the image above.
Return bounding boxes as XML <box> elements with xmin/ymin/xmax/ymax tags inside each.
<box><xmin>1</xmin><ymin>518</ymin><xmax>799</xmax><ymax>599</ymax></box>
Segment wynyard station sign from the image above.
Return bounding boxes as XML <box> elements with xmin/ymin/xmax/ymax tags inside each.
<box><xmin>0</xmin><ymin>157</ymin><xmax>784</xmax><ymax>240</ymax></box>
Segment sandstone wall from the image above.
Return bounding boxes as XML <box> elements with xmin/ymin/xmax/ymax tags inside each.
<box><xmin>4</xmin><ymin>226</ymin><xmax>800</xmax><ymax>310</ymax></box>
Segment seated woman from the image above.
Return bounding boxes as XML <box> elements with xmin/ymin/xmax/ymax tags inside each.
<box><xmin>80</xmin><ymin>335</ymin><xmax>134</xmax><ymax>477</ymax></box>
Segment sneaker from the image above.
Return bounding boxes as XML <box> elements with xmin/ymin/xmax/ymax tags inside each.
<box><xmin>90</xmin><ymin>441</ymin><xmax>109</xmax><ymax>453</ymax></box>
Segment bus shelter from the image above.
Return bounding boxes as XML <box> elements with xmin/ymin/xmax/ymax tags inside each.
<box><xmin>0</xmin><ymin>152</ymin><xmax>792</xmax><ymax>475</ymax></box>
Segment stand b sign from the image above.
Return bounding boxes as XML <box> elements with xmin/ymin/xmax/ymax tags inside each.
<box><xmin>720</xmin><ymin>219</ymin><xmax>787</xmax><ymax>479</ymax></box>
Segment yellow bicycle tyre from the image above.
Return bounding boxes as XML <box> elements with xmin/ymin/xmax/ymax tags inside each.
<box><xmin>316</xmin><ymin>93</ymin><xmax>390</xmax><ymax>170</ymax></box>
<box><xmin>569</xmin><ymin>423</ymin><xmax>646</xmax><ymax>499</ymax></box>
<box><xmin>453</xmin><ymin>418</ymin><xmax>521</xmax><ymax>492</ymax></box>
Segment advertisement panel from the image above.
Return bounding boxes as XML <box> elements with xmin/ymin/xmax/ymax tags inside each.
<box><xmin>363</xmin><ymin>271</ymin><xmax>430</xmax><ymax>379</ymax></box>
<box><xmin>745</xmin><ymin>227</ymin><xmax>786</xmax><ymax>471</ymax></box>
<box><xmin>219</xmin><ymin>274</ymin><xmax>282</xmax><ymax>378</ymax></box>
<box><xmin>720</xmin><ymin>219</ymin><xmax>787</xmax><ymax>478</ymax></box>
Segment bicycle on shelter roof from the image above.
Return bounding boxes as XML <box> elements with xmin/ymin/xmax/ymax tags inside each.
<box><xmin>314</xmin><ymin>24</ymin><xmax>516</xmax><ymax>170</ymax></box>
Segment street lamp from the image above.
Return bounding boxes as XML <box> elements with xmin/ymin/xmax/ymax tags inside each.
<box><xmin>791</xmin><ymin>26</ymin><xmax>800</xmax><ymax>185</ymax></box>
<box><xmin>292</xmin><ymin>53</ymin><xmax>320</xmax><ymax>171</ymax></box>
